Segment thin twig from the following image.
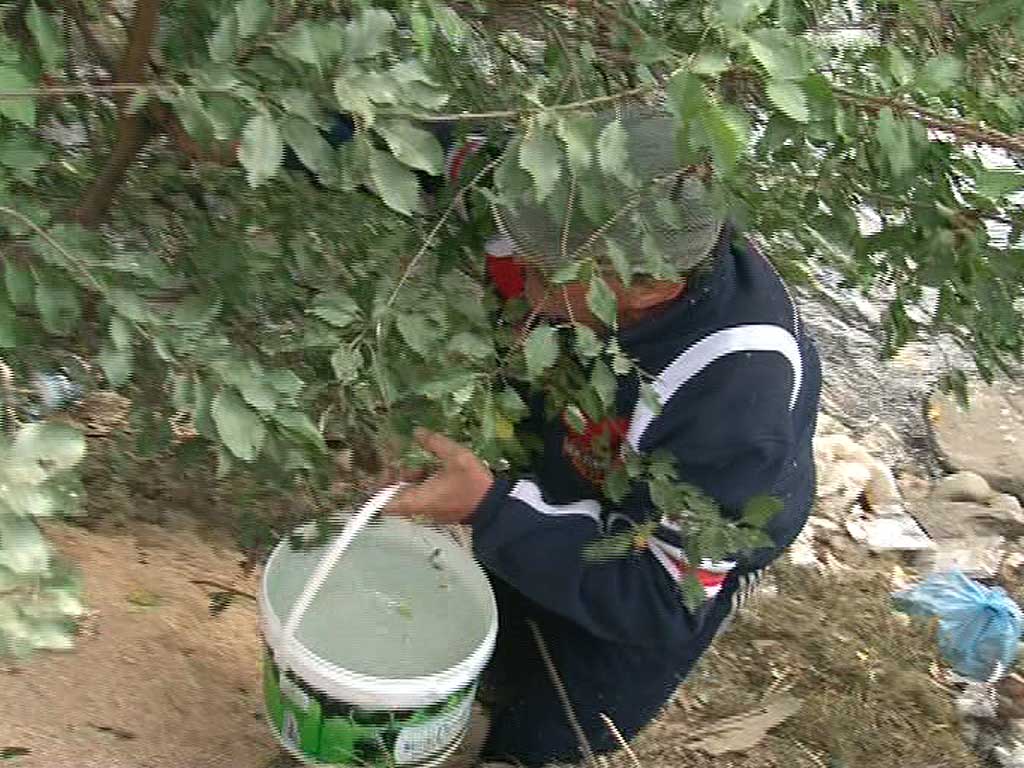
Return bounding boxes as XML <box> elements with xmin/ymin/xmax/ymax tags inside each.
<box><xmin>384</xmin><ymin>152</ymin><xmax>505</xmax><ymax>311</ymax></box>
<box><xmin>599</xmin><ymin>713</ymin><xmax>642</xmax><ymax>768</ymax></box>
<box><xmin>189</xmin><ymin>579</ymin><xmax>257</xmax><ymax>601</ymax></box>
<box><xmin>0</xmin><ymin>206</ymin><xmax>103</xmax><ymax>292</ymax></box>
<box><xmin>527</xmin><ymin>618</ymin><xmax>598</xmax><ymax>768</ymax></box>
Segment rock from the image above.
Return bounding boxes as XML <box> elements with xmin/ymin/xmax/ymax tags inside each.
<box><xmin>934</xmin><ymin>471</ymin><xmax>995</xmax><ymax>503</ymax></box>
<box><xmin>929</xmin><ymin>380</ymin><xmax>1024</xmax><ymax>500</ymax></box>
<box><xmin>992</xmin><ymin>494</ymin><xmax>1024</xmax><ymax>517</ymax></box>
<box><xmin>911</xmin><ymin>500</ymin><xmax>1024</xmax><ymax>539</ymax></box>
<box><xmin>814</xmin><ymin>432</ymin><xmax>903</xmax><ymax>520</ymax></box>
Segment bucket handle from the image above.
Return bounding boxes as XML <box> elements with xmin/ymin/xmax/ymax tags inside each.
<box><xmin>281</xmin><ymin>483</ymin><xmax>406</xmax><ymax>652</ymax></box>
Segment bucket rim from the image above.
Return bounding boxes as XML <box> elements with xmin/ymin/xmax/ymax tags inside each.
<box><xmin>259</xmin><ymin>519</ymin><xmax>498</xmax><ymax>710</ymax></box>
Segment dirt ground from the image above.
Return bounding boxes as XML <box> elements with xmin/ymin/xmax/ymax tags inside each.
<box><xmin>0</xmin><ymin>511</ymin><xmax>981</xmax><ymax>768</ymax></box>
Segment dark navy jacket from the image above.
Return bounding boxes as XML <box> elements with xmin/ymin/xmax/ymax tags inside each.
<box><xmin>471</xmin><ymin>228</ymin><xmax>821</xmax><ymax>649</ymax></box>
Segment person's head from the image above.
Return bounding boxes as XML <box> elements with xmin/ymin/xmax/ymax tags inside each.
<box><xmin>493</xmin><ymin>107</ymin><xmax>724</xmax><ymax>328</ymax></box>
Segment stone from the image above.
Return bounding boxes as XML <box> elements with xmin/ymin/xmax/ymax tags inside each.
<box><xmin>814</xmin><ymin>432</ymin><xmax>903</xmax><ymax>520</ymax></box>
<box><xmin>934</xmin><ymin>471</ymin><xmax>995</xmax><ymax>503</ymax></box>
<box><xmin>992</xmin><ymin>494</ymin><xmax>1024</xmax><ymax>517</ymax></box>
<box><xmin>911</xmin><ymin>499</ymin><xmax>1024</xmax><ymax>539</ymax></box>
<box><xmin>929</xmin><ymin>380</ymin><xmax>1024</xmax><ymax>500</ymax></box>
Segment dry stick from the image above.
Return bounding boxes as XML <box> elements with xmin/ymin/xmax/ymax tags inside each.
<box><xmin>598</xmin><ymin>713</ymin><xmax>642</xmax><ymax>768</ymax></box>
<box><xmin>527</xmin><ymin>618</ymin><xmax>599</xmax><ymax>768</ymax></box>
<box><xmin>189</xmin><ymin>579</ymin><xmax>257</xmax><ymax>601</ymax></box>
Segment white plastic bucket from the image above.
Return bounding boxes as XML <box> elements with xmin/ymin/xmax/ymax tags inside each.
<box><xmin>260</xmin><ymin>485</ymin><xmax>498</xmax><ymax>766</ymax></box>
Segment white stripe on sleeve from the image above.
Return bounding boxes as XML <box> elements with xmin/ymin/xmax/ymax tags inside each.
<box><xmin>509</xmin><ymin>480</ymin><xmax>603</xmax><ymax>526</ymax></box>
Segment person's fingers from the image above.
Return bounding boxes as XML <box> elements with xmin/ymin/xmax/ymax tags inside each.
<box><xmin>384</xmin><ymin>475</ymin><xmax>444</xmax><ymax>517</ymax></box>
<box><xmin>414</xmin><ymin>428</ymin><xmax>466</xmax><ymax>462</ymax></box>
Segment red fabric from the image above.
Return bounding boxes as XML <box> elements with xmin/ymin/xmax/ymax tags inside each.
<box><xmin>486</xmin><ymin>254</ymin><xmax>527</xmax><ymax>300</ymax></box>
<box><xmin>561</xmin><ymin>415</ymin><xmax>629</xmax><ymax>486</ymax></box>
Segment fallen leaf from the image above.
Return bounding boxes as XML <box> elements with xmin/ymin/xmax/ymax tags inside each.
<box><xmin>682</xmin><ymin>694</ymin><xmax>802</xmax><ymax>756</ymax></box>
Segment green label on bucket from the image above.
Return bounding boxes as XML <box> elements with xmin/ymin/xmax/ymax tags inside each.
<box><xmin>393</xmin><ymin>689</ymin><xmax>475</xmax><ymax>765</ymax></box>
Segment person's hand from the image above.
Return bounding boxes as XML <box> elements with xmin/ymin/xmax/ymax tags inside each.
<box><xmin>384</xmin><ymin>429</ymin><xmax>494</xmax><ymax>524</ymax></box>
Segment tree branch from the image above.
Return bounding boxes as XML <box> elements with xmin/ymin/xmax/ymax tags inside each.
<box><xmin>73</xmin><ymin>0</ymin><xmax>161</xmax><ymax>229</ymax></box>
<box><xmin>834</xmin><ymin>86</ymin><xmax>1024</xmax><ymax>155</ymax></box>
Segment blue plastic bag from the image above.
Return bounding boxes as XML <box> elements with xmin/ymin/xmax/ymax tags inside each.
<box><xmin>893</xmin><ymin>569</ymin><xmax>1023</xmax><ymax>681</ymax></box>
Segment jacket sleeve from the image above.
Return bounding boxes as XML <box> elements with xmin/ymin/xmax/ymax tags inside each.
<box><xmin>469</xmin><ymin>352</ymin><xmax>800</xmax><ymax>647</ymax></box>
<box><xmin>471</xmin><ymin>476</ymin><xmax>698</xmax><ymax>647</ymax></box>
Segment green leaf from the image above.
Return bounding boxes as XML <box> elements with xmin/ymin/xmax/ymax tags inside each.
<box><xmin>0</xmin><ymin>66</ymin><xmax>35</xmax><ymax>126</ymax></box>
<box><xmin>692</xmin><ymin>49</ymin><xmax>730</xmax><ymax>76</ymax></box>
<box><xmin>227</xmin><ymin>365</ymin><xmax>278</xmax><ymax>415</ymax></box>
<box><xmin>745</xmin><ymin>29</ymin><xmax>808</xmax><ymax>80</ymax></box>
<box><xmin>667</xmin><ymin>71</ymin><xmax>707</xmax><ymax>122</ymax></box>
<box><xmin>975</xmin><ymin>168</ymin><xmax>1024</xmax><ymax>199</ymax></box>
<box><xmin>742</xmin><ymin>494</ymin><xmax>784</xmax><ymax>527</ymax></box>
<box><xmin>330</xmin><ymin>345</ymin><xmax>362</xmax><ymax>384</ymax></box>
<box><xmin>238</xmin><ymin>114</ymin><xmax>284</xmax><ymax>187</ymax></box>
<box><xmin>918</xmin><ymin>54</ymin><xmax>963</xmax><ymax>95</ymax></box>
<box><xmin>411</xmin><ymin>9</ymin><xmax>433</xmax><ymax>52</ymax></box>
<box><xmin>886</xmin><ymin>45</ymin><xmax>915</xmax><ymax>87</ymax></box>
<box><xmin>344</xmin><ymin>8</ymin><xmax>396</xmax><ymax>60</ymax></box>
<box><xmin>524</xmin><ymin>325</ymin><xmax>559</xmax><ymax>379</ymax></box>
<box><xmin>208</xmin><ymin>12</ymin><xmax>239</xmax><ymax>63</ymax></box>
<box><xmin>4</xmin><ymin>262</ymin><xmax>33</xmax><ymax>307</ymax></box>
<box><xmin>26</xmin><ymin>2</ymin><xmax>63</xmax><ymax>72</ymax></box>
<box><xmin>604</xmin><ymin>239</ymin><xmax>633</xmax><ymax>285</ymax></box>
<box><xmin>590</xmin><ymin>359</ymin><xmax>616</xmax><ymax>408</ymax></box>
<box><xmin>556</xmin><ymin>116</ymin><xmax>596</xmax><ymax>173</ymax></box>
<box><xmin>266</xmin><ymin>370</ymin><xmax>305</xmax><ymax>396</ymax></box>
<box><xmin>875</xmin><ymin>107</ymin><xmax>912</xmax><ymax>176</ymax></box>
<box><xmin>431</xmin><ymin>3</ymin><xmax>469</xmax><ymax>44</ymax></box>
<box><xmin>369</xmin><ymin>149</ymin><xmax>421</xmax><ymax>215</ymax></box>
<box><xmin>0</xmin><ymin>517</ymin><xmax>49</xmax><ymax>574</ymax></box>
<box><xmin>278</xmin><ymin>21</ymin><xmax>321</xmax><ymax>69</ymax></box>
<box><xmin>373</xmin><ymin>120</ymin><xmax>443</xmax><ymax>175</ymax></box>
<box><xmin>334</xmin><ymin>76</ymin><xmax>375</xmax><ymax>121</ymax></box>
<box><xmin>212</xmin><ymin>389</ymin><xmax>266</xmax><ymax>462</ymax></box>
<box><xmin>497</xmin><ymin>387</ymin><xmax>527</xmax><ymax>419</ymax></box>
<box><xmin>582</xmin><ymin>529</ymin><xmax>636</xmax><ymax>562</ymax></box>
<box><xmin>98</xmin><ymin>344</ymin><xmax>133</xmax><ymax>388</ymax></box>
<box><xmin>282</xmin><ymin>117</ymin><xmax>333</xmax><ymax>176</ymax></box>
<box><xmin>597</xmin><ymin>120</ymin><xmax>635</xmax><ymax>187</ymax></box>
<box><xmin>573</xmin><ymin>323</ymin><xmax>602</xmax><ymax>359</ymax></box>
<box><xmin>587</xmin><ymin>276</ymin><xmax>618</xmax><ymax>327</ymax></box>
<box><xmin>603</xmin><ymin>465</ymin><xmax>631</xmax><ymax>504</ymax></box>
<box><xmin>397</xmin><ymin>313</ymin><xmax>440</xmax><ymax>356</ymax></box>
<box><xmin>717</xmin><ymin>0</ymin><xmax>773</xmax><ymax>27</ymax></box>
<box><xmin>309</xmin><ymin>292</ymin><xmax>360</xmax><ymax>329</ymax></box>
<box><xmin>450</xmin><ymin>331</ymin><xmax>494</xmax><ymax>359</ymax></box>
<box><xmin>680</xmin><ymin>572</ymin><xmax>706</xmax><ymax>610</ymax></box>
<box><xmin>766</xmin><ymin>79</ymin><xmax>810</xmax><ymax>123</ymax></box>
<box><xmin>273</xmin><ymin>409</ymin><xmax>326</xmax><ymax>452</ymax></box>
<box><xmin>519</xmin><ymin>128</ymin><xmax>562</xmax><ymax>202</ymax></box>
<box><xmin>235</xmin><ymin>0</ymin><xmax>270</xmax><ymax>39</ymax></box>
<box><xmin>703</xmin><ymin>101</ymin><xmax>747</xmax><ymax>175</ymax></box>
<box><xmin>35</xmin><ymin>277</ymin><xmax>79</xmax><ymax>336</ymax></box>
<box><xmin>14</xmin><ymin>421</ymin><xmax>85</xmax><ymax>472</ymax></box>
